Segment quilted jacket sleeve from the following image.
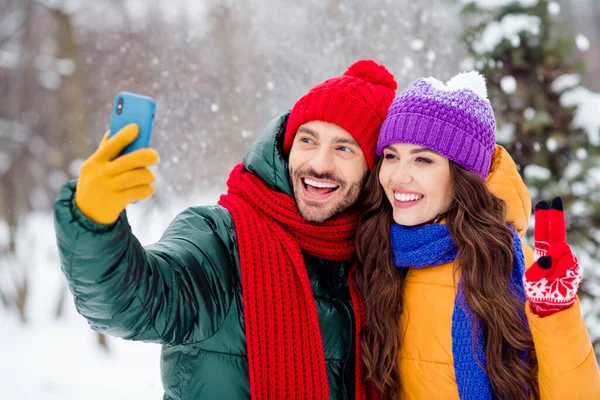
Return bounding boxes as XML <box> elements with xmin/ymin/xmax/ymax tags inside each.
<box><xmin>54</xmin><ymin>180</ymin><xmax>237</xmax><ymax>345</ymax></box>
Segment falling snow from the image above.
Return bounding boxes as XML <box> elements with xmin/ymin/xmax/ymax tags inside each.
<box><xmin>576</xmin><ymin>34</ymin><xmax>591</xmax><ymax>51</ymax></box>
<box><xmin>500</xmin><ymin>75</ymin><xmax>517</xmax><ymax>94</ymax></box>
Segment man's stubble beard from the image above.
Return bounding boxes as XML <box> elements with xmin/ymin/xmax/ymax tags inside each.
<box><xmin>292</xmin><ymin>171</ymin><xmax>367</xmax><ymax>223</ymax></box>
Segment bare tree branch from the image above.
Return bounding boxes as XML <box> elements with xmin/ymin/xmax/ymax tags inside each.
<box><xmin>0</xmin><ymin>9</ymin><xmax>26</xmax><ymax>50</ymax></box>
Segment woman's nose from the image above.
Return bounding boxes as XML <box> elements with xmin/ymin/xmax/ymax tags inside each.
<box><xmin>390</xmin><ymin>165</ymin><xmax>413</xmax><ymax>184</ymax></box>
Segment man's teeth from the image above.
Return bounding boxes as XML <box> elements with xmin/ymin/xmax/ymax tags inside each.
<box><xmin>304</xmin><ymin>178</ymin><xmax>338</xmax><ymax>189</ymax></box>
<box><xmin>394</xmin><ymin>193</ymin><xmax>423</xmax><ymax>202</ymax></box>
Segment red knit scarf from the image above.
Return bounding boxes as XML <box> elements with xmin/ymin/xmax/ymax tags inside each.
<box><xmin>218</xmin><ymin>163</ymin><xmax>369</xmax><ymax>400</ymax></box>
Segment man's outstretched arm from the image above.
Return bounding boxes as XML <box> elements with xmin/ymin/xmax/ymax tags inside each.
<box><xmin>55</xmin><ymin>182</ymin><xmax>236</xmax><ymax>345</ymax></box>
<box><xmin>54</xmin><ymin>125</ymin><xmax>236</xmax><ymax>345</ymax></box>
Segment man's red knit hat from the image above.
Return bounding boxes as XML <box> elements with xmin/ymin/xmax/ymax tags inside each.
<box><xmin>283</xmin><ymin>59</ymin><xmax>397</xmax><ymax>170</ymax></box>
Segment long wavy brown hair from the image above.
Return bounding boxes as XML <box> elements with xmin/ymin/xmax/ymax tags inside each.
<box><xmin>354</xmin><ymin>159</ymin><xmax>539</xmax><ymax>400</ymax></box>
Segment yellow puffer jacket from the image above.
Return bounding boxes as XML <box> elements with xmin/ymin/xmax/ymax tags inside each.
<box><xmin>397</xmin><ymin>145</ymin><xmax>600</xmax><ymax>399</ymax></box>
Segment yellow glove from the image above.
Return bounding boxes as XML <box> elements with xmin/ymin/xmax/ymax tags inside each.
<box><xmin>75</xmin><ymin>124</ymin><xmax>159</xmax><ymax>224</ymax></box>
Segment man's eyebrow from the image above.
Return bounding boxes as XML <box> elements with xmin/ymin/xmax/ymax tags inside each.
<box><xmin>297</xmin><ymin>127</ymin><xmax>359</xmax><ymax>146</ymax></box>
<box><xmin>332</xmin><ymin>137</ymin><xmax>359</xmax><ymax>146</ymax></box>
<box><xmin>297</xmin><ymin>127</ymin><xmax>318</xmax><ymax>138</ymax></box>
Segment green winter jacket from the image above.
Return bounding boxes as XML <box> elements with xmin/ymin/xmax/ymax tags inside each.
<box><xmin>54</xmin><ymin>113</ymin><xmax>357</xmax><ymax>400</ymax></box>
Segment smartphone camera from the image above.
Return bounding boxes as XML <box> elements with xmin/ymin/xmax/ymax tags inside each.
<box><xmin>116</xmin><ymin>97</ymin><xmax>124</xmax><ymax>115</ymax></box>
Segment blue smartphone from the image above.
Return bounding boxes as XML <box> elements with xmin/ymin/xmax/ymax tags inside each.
<box><xmin>109</xmin><ymin>91</ymin><xmax>156</xmax><ymax>157</ymax></box>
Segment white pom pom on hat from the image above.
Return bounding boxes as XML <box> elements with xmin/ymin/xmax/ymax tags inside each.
<box><xmin>423</xmin><ymin>71</ymin><xmax>489</xmax><ymax>101</ymax></box>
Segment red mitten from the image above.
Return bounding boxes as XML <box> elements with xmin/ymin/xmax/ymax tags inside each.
<box><xmin>523</xmin><ymin>197</ymin><xmax>582</xmax><ymax>317</ymax></box>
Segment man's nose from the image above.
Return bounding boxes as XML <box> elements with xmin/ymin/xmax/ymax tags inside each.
<box><xmin>309</xmin><ymin>148</ymin><xmax>335</xmax><ymax>174</ymax></box>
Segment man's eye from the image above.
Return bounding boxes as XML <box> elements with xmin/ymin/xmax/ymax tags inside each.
<box><xmin>338</xmin><ymin>146</ymin><xmax>353</xmax><ymax>153</ymax></box>
<box><xmin>300</xmin><ymin>137</ymin><xmax>314</xmax><ymax>144</ymax></box>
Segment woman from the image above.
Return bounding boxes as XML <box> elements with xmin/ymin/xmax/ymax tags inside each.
<box><xmin>354</xmin><ymin>72</ymin><xmax>600</xmax><ymax>399</ymax></box>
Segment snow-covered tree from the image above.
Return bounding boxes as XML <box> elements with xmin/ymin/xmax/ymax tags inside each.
<box><xmin>460</xmin><ymin>0</ymin><xmax>600</xmax><ymax>353</ymax></box>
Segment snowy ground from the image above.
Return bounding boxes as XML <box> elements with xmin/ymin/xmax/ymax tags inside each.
<box><xmin>1</xmin><ymin>307</ymin><xmax>163</xmax><ymax>399</ymax></box>
<box><xmin>0</xmin><ymin>192</ymin><xmax>220</xmax><ymax>399</ymax></box>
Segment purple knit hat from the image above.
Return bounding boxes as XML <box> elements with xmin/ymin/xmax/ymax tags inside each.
<box><xmin>376</xmin><ymin>71</ymin><xmax>496</xmax><ymax>180</ymax></box>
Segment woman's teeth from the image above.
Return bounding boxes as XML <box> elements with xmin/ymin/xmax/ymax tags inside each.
<box><xmin>394</xmin><ymin>193</ymin><xmax>423</xmax><ymax>202</ymax></box>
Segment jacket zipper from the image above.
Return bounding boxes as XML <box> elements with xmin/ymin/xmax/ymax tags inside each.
<box><xmin>339</xmin><ymin>284</ymin><xmax>355</xmax><ymax>400</ymax></box>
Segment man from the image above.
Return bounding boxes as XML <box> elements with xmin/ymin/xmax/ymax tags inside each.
<box><xmin>54</xmin><ymin>60</ymin><xmax>397</xmax><ymax>399</ymax></box>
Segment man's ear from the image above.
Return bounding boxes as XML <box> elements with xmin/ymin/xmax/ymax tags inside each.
<box><xmin>275</xmin><ymin>111</ymin><xmax>292</xmax><ymax>160</ymax></box>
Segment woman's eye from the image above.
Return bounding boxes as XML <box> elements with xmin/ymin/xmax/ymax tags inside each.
<box><xmin>384</xmin><ymin>153</ymin><xmax>397</xmax><ymax>160</ymax></box>
<box><xmin>416</xmin><ymin>157</ymin><xmax>432</xmax><ymax>164</ymax></box>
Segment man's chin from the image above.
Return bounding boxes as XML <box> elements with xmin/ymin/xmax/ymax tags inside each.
<box><xmin>298</xmin><ymin>205</ymin><xmax>335</xmax><ymax>223</ymax></box>
<box><xmin>293</xmin><ymin>184</ymin><xmax>358</xmax><ymax>223</ymax></box>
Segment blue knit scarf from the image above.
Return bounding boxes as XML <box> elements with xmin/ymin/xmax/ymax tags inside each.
<box><xmin>390</xmin><ymin>223</ymin><xmax>528</xmax><ymax>400</ymax></box>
